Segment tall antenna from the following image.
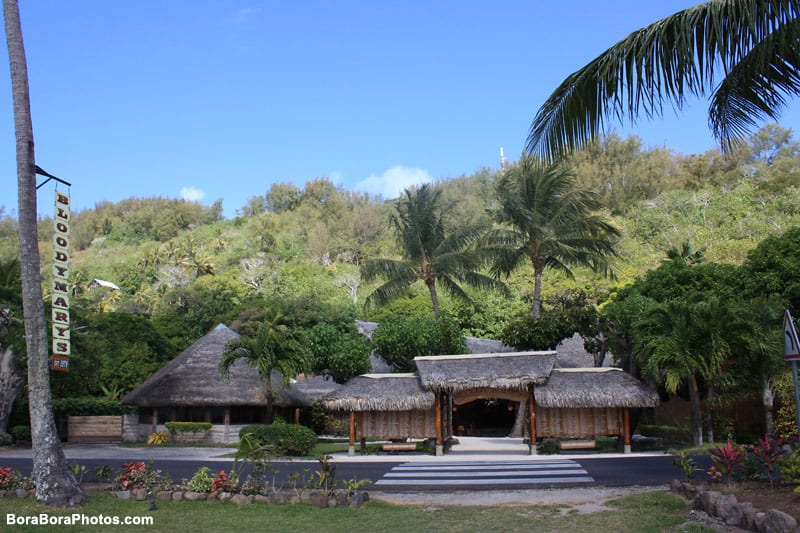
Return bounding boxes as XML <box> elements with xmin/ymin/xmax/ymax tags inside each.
<box><xmin>500</xmin><ymin>147</ymin><xmax>507</xmax><ymax>171</ymax></box>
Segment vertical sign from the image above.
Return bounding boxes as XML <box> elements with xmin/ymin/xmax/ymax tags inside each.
<box><xmin>51</xmin><ymin>190</ymin><xmax>70</xmax><ymax>372</ymax></box>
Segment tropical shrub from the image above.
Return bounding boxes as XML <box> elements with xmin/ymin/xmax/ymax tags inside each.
<box><xmin>538</xmin><ymin>438</ymin><xmax>561</xmax><ymax>455</ymax></box>
<box><xmin>146</xmin><ymin>431</ymin><xmax>169</xmax><ymax>445</ymax></box>
<box><xmin>371</xmin><ymin>313</ymin><xmax>467</xmax><ymax>371</ymax></box>
<box><xmin>0</xmin><ymin>467</ymin><xmax>18</xmax><ymax>490</ymax></box>
<box><xmin>51</xmin><ymin>397</ymin><xmax>136</xmax><ymax>417</ymax></box>
<box><xmin>752</xmin><ymin>434</ymin><xmax>785</xmax><ymax>489</ymax></box>
<box><xmin>211</xmin><ymin>470</ymin><xmax>232</xmax><ymax>492</ymax></box>
<box><xmin>781</xmin><ymin>448</ymin><xmax>800</xmax><ymax>484</ymax></box>
<box><xmin>185</xmin><ymin>466</ymin><xmax>213</xmax><ymax>493</ymax></box>
<box><xmin>277</xmin><ymin>424</ymin><xmax>317</xmax><ymax>456</ymax></box>
<box><xmin>709</xmin><ymin>440</ymin><xmax>744</xmax><ymax>484</ymax></box>
<box><xmin>113</xmin><ymin>461</ymin><xmax>169</xmax><ymax>491</ymax></box>
<box><xmin>9</xmin><ymin>425</ymin><xmax>30</xmax><ymax>443</ymax></box>
<box><xmin>164</xmin><ymin>422</ymin><xmax>212</xmax><ymax>434</ymax></box>
<box><xmin>238</xmin><ymin>423</ymin><xmax>317</xmax><ymax>457</ymax></box>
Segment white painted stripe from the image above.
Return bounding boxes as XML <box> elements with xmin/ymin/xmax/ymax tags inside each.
<box><xmin>393</xmin><ymin>463</ymin><xmax>579</xmax><ymax>472</ymax></box>
<box><xmin>375</xmin><ymin>476</ymin><xmax>595</xmax><ymax>486</ymax></box>
<box><xmin>384</xmin><ymin>469</ymin><xmax>589</xmax><ymax>478</ymax></box>
<box><xmin>403</xmin><ymin>461</ymin><xmax>576</xmax><ymax>468</ymax></box>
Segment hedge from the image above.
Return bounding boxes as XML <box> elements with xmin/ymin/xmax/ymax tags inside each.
<box><xmin>239</xmin><ymin>423</ymin><xmax>316</xmax><ymax>457</ymax></box>
<box><xmin>165</xmin><ymin>421</ymin><xmax>212</xmax><ymax>433</ymax></box>
<box><xmin>52</xmin><ymin>397</ymin><xmax>137</xmax><ymax>417</ymax></box>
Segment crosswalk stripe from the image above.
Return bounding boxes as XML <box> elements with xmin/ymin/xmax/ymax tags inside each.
<box><xmin>376</xmin><ymin>477</ymin><xmax>595</xmax><ymax>486</ymax></box>
<box><xmin>384</xmin><ymin>469</ymin><xmax>589</xmax><ymax>478</ymax></box>
<box><xmin>375</xmin><ymin>459</ymin><xmax>595</xmax><ymax>487</ymax></box>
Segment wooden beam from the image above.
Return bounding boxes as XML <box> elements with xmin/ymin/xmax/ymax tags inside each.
<box><xmin>623</xmin><ymin>407</ymin><xmax>631</xmax><ymax>453</ymax></box>
<box><xmin>435</xmin><ymin>394</ymin><xmax>443</xmax><ymax>445</ymax></box>
<box><xmin>349</xmin><ymin>412</ymin><xmax>355</xmax><ymax>447</ymax></box>
<box><xmin>528</xmin><ymin>388</ymin><xmax>537</xmax><ymax>454</ymax></box>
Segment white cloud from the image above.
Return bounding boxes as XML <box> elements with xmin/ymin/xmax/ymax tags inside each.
<box><xmin>356</xmin><ymin>166</ymin><xmax>433</xmax><ymax>199</ymax></box>
<box><xmin>180</xmin><ymin>186</ymin><xmax>205</xmax><ymax>202</ymax></box>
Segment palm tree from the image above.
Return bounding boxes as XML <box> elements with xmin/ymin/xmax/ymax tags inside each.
<box><xmin>634</xmin><ymin>299</ymin><xmax>751</xmax><ymax>445</ymax></box>
<box><xmin>362</xmin><ymin>184</ymin><xmax>507</xmax><ymax>317</ymax></box>
<box><xmin>489</xmin><ymin>156</ymin><xmax>620</xmax><ymax>319</ymax></box>
<box><xmin>3</xmin><ymin>0</ymin><xmax>85</xmax><ymax>505</ymax></box>
<box><xmin>527</xmin><ymin>0</ymin><xmax>800</xmax><ymax>160</ymax></box>
<box><xmin>219</xmin><ymin>309</ymin><xmax>310</xmax><ymax>423</ymax></box>
<box><xmin>665</xmin><ymin>241</ymin><xmax>706</xmax><ymax>266</ymax></box>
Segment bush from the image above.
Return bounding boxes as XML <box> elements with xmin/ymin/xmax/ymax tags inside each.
<box><xmin>164</xmin><ymin>422</ymin><xmax>212</xmax><ymax>434</ymax></box>
<box><xmin>277</xmin><ymin>424</ymin><xmax>316</xmax><ymax>456</ymax></box>
<box><xmin>10</xmin><ymin>425</ymin><xmax>30</xmax><ymax>443</ymax></box>
<box><xmin>185</xmin><ymin>466</ymin><xmax>213</xmax><ymax>493</ymax></box>
<box><xmin>640</xmin><ymin>424</ymin><xmax>691</xmax><ymax>444</ymax></box>
<box><xmin>371</xmin><ymin>313</ymin><xmax>467</xmax><ymax>371</ymax></box>
<box><xmin>538</xmin><ymin>438</ymin><xmax>561</xmax><ymax>455</ymax></box>
<box><xmin>238</xmin><ymin>423</ymin><xmax>316</xmax><ymax>457</ymax></box>
<box><xmin>51</xmin><ymin>397</ymin><xmax>136</xmax><ymax>417</ymax></box>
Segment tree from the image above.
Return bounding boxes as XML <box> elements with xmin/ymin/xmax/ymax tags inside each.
<box><xmin>362</xmin><ymin>184</ymin><xmax>507</xmax><ymax>318</ymax></box>
<box><xmin>489</xmin><ymin>156</ymin><xmax>620</xmax><ymax>319</ymax></box>
<box><xmin>0</xmin><ymin>265</ymin><xmax>24</xmax><ymax>443</ymax></box>
<box><xmin>634</xmin><ymin>299</ymin><xmax>751</xmax><ymax>445</ymax></box>
<box><xmin>219</xmin><ymin>309</ymin><xmax>310</xmax><ymax>423</ymax></box>
<box><xmin>527</xmin><ymin>0</ymin><xmax>800</xmax><ymax>160</ymax></box>
<box><xmin>2</xmin><ymin>0</ymin><xmax>85</xmax><ymax>504</ymax></box>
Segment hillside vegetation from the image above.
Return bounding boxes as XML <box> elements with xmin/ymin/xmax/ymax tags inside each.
<box><xmin>1</xmin><ymin>125</ymin><xmax>799</xmax><ymax>418</ymax></box>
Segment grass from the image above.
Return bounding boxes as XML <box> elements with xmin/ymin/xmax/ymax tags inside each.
<box><xmin>0</xmin><ymin>490</ymin><xmax>690</xmax><ymax>533</ymax></box>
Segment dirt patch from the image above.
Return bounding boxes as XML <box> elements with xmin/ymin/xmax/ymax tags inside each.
<box><xmin>717</xmin><ymin>482</ymin><xmax>800</xmax><ymax>523</ymax></box>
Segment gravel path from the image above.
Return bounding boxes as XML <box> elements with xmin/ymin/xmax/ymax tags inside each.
<box><xmin>371</xmin><ymin>484</ymin><xmax>670</xmax><ymax>513</ymax></box>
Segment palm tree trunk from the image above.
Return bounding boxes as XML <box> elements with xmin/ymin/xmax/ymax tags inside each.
<box><xmin>0</xmin><ymin>346</ymin><xmax>24</xmax><ymax>441</ymax></box>
<box><xmin>3</xmin><ymin>0</ymin><xmax>85</xmax><ymax>505</ymax></box>
<box><xmin>762</xmin><ymin>377</ymin><xmax>775</xmax><ymax>436</ymax></box>
<box><xmin>705</xmin><ymin>387</ymin><xmax>714</xmax><ymax>444</ymax></box>
<box><xmin>427</xmin><ymin>282</ymin><xmax>441</xmax><ymax>318</ymax></box>
<box><xmin>532</xmin><ymin>267</ymin><xmax>543</xmax><ymax>319</ymax></box>
<box><xmin>687</xmin><ymin>376</ymin><xmax>703</xmax><ymax>446</ymax></box>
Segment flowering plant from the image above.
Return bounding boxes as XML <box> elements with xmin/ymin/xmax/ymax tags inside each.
<box><xmin>113</xmin><ymin>461</ymin><xmax>170</xmax><ymax>491</ymax></box>
<box><xmin>0</xmin><ymin>467</ymin><xmax>18</xmax><ymax>490</ymax></box>
<box><xmin>709</xmin><ymin>440</ymin><xmax>744</xmax><ymax>484</ymax></box>
<box><xmin>753</xmin><ymin>433</ymin><xmax>785</xmax><ymax>489</ymax></box>
<box><xmin>211</xmin><ymin>471</ymin><xmax>231</xmax><ymax>492</ymax></box>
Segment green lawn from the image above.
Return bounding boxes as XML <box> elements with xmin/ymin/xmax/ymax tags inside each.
<box><xmin>0</xmin><ymin>490</ymin><xmax>690</xmax><ymax>533</ymax></box>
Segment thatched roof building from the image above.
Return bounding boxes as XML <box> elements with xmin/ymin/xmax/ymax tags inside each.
<box><xmin>535</xmin><ymin>368</ymin><xmax>660</xmax><ymax>408</ymax></box>
<box><xmin>286</xmin><ymin>374</ymin><xmax>342</xmax><ymax>408</ymax></box>
<box><xmin>415</xmin><ymin>352</ymin><xmax>557</xmax><ymax>393</ymax></box>
<box><xmin>123</xmin><ymin>324</ymin><xmax>295</xmax><ymax>408</ymax></box>
<box><xmin>322</xmin><ymin>374</ymin><xmax>434</xmax><ymax>411</ymax></box>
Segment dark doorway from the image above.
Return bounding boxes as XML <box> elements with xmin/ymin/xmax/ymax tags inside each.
<box><xmin>452</xmin><ymin>399</ymin><xmax>517</xmax><ymax>437</ymax></box>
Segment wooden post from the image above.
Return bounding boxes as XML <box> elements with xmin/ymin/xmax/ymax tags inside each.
<box><xmin>224</xmin><ymin>407</ymin><xmax>231</xmax><ymax>445</ymax></box>
<box><xmin>623</xmin><ymin>408</ymin><xmax>631</xmax><ymax>453</ymax></box>
<box><xmin>151</xmin><ymin>407</ymin><xmax>157</xmax><ymax>436</ymax></box>
<box><xmin>528</xmin><ymin>388</ymin><xmax>537</xmax><ymax>455</ymax></box>
<box><xmin>435</xmin><ymin>393</ymin><xmax>444</xmax><ymax>456</ymax></box>
<box><xmin>294</xmin><ymin>407</ymin><xmax>300</xmax><ymax>425</ymax></box>
<box><xmin>348</xmin><ymin>412</ymin><xmax>355</xmax><ymax>456</ymax></box>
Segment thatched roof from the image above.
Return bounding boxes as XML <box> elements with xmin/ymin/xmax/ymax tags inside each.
<box><xmin>535</xmin><ymin>368</ymin><xmax>660</xmax><ymax>408</ymax></box>
<box><xmin>286</xmin><ymin>374</ymin><xmax>342</xmax><ymax>408</ymax></box>
<box><xmin>321</xmin><ymin>374</ymin><xmax>435</xmax><ymax>411</ymax></box>
<box><xmin>415</xmin><ymin>351</ymin><xmax>557</xmax><ymax>393</ymax></box>
<box><xmin>123</xmin><ymin>324</ymin><xmax>290</xmax><ymax>407</ymax></box>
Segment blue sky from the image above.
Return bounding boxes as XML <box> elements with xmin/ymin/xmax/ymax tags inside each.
<box><xmin>2</xmin><ymin>1</ymin><xmax>800</xmax><ymax>218</ymax></box>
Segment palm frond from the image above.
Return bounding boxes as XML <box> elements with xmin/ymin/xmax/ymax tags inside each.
<box><xmin>709</xmin><ymin>16</ymin><xmax>800</xmax><ymax>150</ymax></box>
<box><xmin>361</xmin><ymin>258</ymin><xmax>416</xmax><ymax>283</ymax></box>
<box><xmin>527</xmin><ymin>0</ymin><xmax>800</xmax><ymax>160</ymax></box>
<box><xmin>364</xmin><ymin>276</ymin><xmax>416</xmax><ymax>310</ymax></box>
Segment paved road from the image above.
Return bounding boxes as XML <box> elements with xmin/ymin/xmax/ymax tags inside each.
<box><xmin>0</xmin><ymin>446</ymin><xmax>704</xmax><ymax>491</ymax></box>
